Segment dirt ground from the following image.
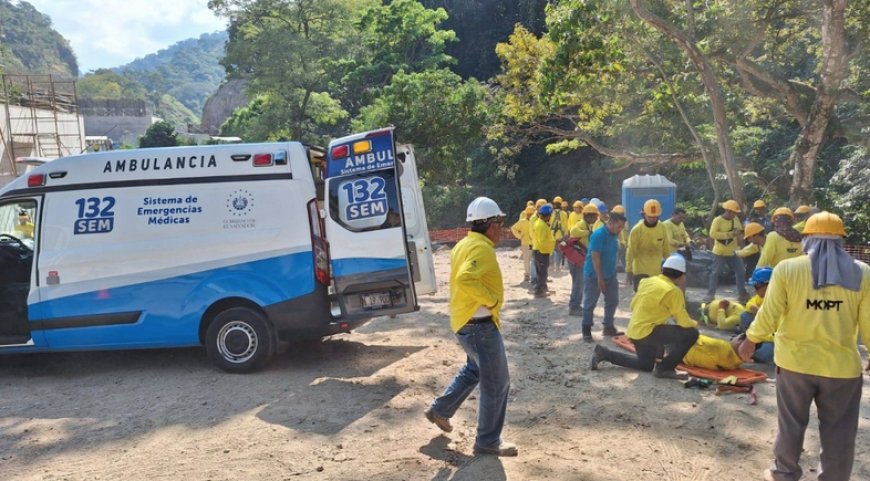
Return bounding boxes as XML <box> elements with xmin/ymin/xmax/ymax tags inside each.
<box><xmin>2</xmin><ymin>246</ymin><xmax>869</xmax><ymax>481</ymax></box>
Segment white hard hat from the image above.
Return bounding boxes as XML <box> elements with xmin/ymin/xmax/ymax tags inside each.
<box><xmin>466</xmin><ymin>196</ymin><xmax>506</xmax><ymax>222</ymax></box>
<box><xmin>662</xmin><ymin>254</ymin><xmax>687</xmax><ymax>273</ymax></box>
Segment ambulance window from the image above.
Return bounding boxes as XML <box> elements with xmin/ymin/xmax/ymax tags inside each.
<box><xmin>328</xmin><ymin>169</ymin><xmax>403</xmax><ymax>232</ymax></box>
<box><xmin>0</xmin><ymin>200</ymin><xmax>37</xmax><ymax>249</ymax></box>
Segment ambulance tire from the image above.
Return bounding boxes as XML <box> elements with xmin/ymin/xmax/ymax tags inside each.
<box><xmin>205</xmin><ymin>307</ymin><xmax>275</xmax><ymax>373</ymax></box>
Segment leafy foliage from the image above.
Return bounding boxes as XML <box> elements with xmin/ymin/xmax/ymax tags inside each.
<box><xmin>0</xmin><ymin>0</ymin><xmax>78</xmax><ymax>77</ymax></box>
<box><xmin>139</xmin><ymin>120</ymin><xmax>179</xmax><ymax>148</ymax></box>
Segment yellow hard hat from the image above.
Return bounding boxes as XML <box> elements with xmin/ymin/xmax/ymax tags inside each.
<box><xmin>611</xmin><ymin>204</ymin><xmax>625</xmax><ymax>214</ymax></box>
<box><xmin>721</xmin><ymin>200</ymin><xmax>741</xmax><ymax>213</ymax></box>
<box><xmin>772</xmin><ymin>207</ymin><xmax>794</xmax><ymax>219</ymax></box>
<box><xmin>753</xmin><ymin>199</ymin><xmax>766</xmax><ymax>208</ymax></box>
<box><xmin>572</xmin><ymin>200</ymin><xmax>582</xmax><ymax>208</ymax></box>
<box><xmin>744</xmin><ymin>222</ymin><xmax>765</xmax><ymax>239</ymax></box>
<box><xmin>643</xmin><ymin>199</ymin><xmax>662</xmax><ymax>217</ymax></box>
<box><xmin>553</xmin><ymin>196</ymin><xmax>563</xmax><ymax>205</ymax></box>
<box><xmin>582</xmin><ymin>204</ymin><xmax>600</xmax><ymax>215</ymax></box>
<box><xmin>524</xmin><ymin>206</ymin><xmax>536</xmax><ymax>215</ymax></box>
<box><xmin>802</xmin><ymin>211</ymin><xmax>846</xmax><ymax>237</ymax></box>
<box><xmin>535</xmin><ymin>198</ymin><xmax>547</xmax><ymax>208</ymax></box>
<box><xmin>795</xmin><ymin>205</ymin><xmax>812</xmax><ymax>215</ymax></box>
<box><xmin>526</xmin><ymin>200</ymin><xmax>534</xmax><ymax>207</ymax></box>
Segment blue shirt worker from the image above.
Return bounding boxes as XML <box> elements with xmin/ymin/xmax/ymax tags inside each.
<box><xmin>580</xmin><ymin>212</ymin><xmax>627</xmax><ymax>342</ymax></box>
<box><xmin>738</xmin><ymin>212</ymin><xmax>870</xmax><ymax>481</ymax></box>
<box><xmin>425</xmin><ymin>197</ymin><xmax>518</xmax><ymax>457</ymax></box>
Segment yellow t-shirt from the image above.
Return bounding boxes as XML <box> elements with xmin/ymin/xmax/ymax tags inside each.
<box><xmin>449</xmin><ymin>232</ymin><xmax>504</xmax><ymax>332</ymax></box>
<box><xmin>549</xmin><ymin>210</ymin><xmax>569</xmax><ymax>241</ymax></box>
<box><xmin>627</xmin><ymin>274</ymin><xmax>698</xmax><ymax>340</ymax></box>
<box><xmin>736</xmin><ymin>243</ymin><xmax>760</xmax><ymax>258</ymax></box>
<box><xmin>705</xmin><ymin>300</ymin><xmax>745</xmax><ymax>330</ymax></box>
<box><xmin>662</xmin><ymin>219</ymin><xmax>690</xmax><ymax>255</ymax></box>
<box><xmin>14</xmin><ymin>222</ymin><xmax>34</xmax><ymax>239</ymax></box>
<box><xmin>757</xmin><ymin>231</ymin><xmax>802</xmax><ymax>268</ymax></box>
<box><xmin>682</xmin><ymin>335</ymin><xmax>743</xmax><ymax>370</ymax></box>
<box><xmin>531</xmin><ymin>217</ymin><xmax>555</xmax><ymax>254</ymax></box>
<box><xmin>625</xmin><ymin>221</ymin><xmax>670</xmax><ymax>277</ymax></box>
<box><xmin>709</xmin><ymin>216</ymin><xmax>742</xmax><ymax>256</ymax></box>
<box><xmin>510</xmin><ymin>217</ymin><xmax>532</xmax><ymax>246</ymax></box>
<box><xmin>569</xmin><ymin>219</ymin><xmax>603</xmax><ymax>248</ymax></box>
<box><xmin>747</xmin><ymin>255</ymin><xmax>870</xmax><ymax>378</ymax></box>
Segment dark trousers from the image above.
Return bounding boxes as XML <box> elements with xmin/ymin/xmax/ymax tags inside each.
<box><xmin>533</xmin><ymin>251</ymin><xmax>550</xmax><ymax>295</ymax></box>
<box><xmin>599</xmin><ymin>325</ymin><xmax>699</xmax><ymax>371</ymax></box>
<box><xmin>744</xmin><ymin>252</ymin><xmax>760</xmax><ymax>280</ymax></box>
<box><xmin>768</xmin><ymin>367</ymin><xmax>863</xmax><ymax>481</ymax></box>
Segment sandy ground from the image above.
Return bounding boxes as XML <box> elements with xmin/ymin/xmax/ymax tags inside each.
<box><xmin>1</xmin><ymin>246</ymin><xmax>869</xmax><ymax>481</ymax></box>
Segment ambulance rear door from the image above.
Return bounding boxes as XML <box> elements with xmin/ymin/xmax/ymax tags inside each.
<box><xmin>396</xmin><ymin>144</ymin><xmax>436</xmax><ymax>295</ymax></box>
<box><xmin>323</xmin><ymin>128</ymin><xmax>417</xmax><ymax>320</ymax></box>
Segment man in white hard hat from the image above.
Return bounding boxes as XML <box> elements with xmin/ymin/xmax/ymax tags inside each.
<box><xmin>425</xmin><ymin>197</ymin><xmax>518</xmax><ymax>457</ymax></box>
<box><xmin>738</xmin><ymin>212</ymin><xmax>870</xmax><ymax>481</ymax></box>
<box><xmin>589</xmin><ymin>254</ymin><xmax>700</xmax><ymax>379</ymax></box>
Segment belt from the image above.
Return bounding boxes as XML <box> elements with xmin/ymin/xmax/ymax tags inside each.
<box><xmin>466</xmin><ymin>315</ymin><xmax>493</xmax><ymax>325</ymax></box>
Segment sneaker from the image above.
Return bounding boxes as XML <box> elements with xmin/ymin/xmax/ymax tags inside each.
<box><xmin>589</xmin><ymin>345</ymin><xmax>606</xmax><ymax>370</ymax></box>
<box><xmin>473</xmin><ymin>440</ymin><xmax>518</xmax><ymax>457</ymax></box>
<box><xmin>424</xmin><ymin>407</ymin><xmax>452</xmax><ymax>433</ymax></box>
<box><xmin>602</xmin><ymin>326</ymin><xmax>623</xmax><ymax>337</ymax></box>
<box><xmin>653</xmin><ymin>366</ymin><xmax>689</xmax><ymax>380</ymax></box>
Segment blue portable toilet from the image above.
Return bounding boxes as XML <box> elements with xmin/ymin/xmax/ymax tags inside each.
<box><xmin>622</xmin><ymin>175</ymin><xmax>677</xmax><ymax>228</ymax></box>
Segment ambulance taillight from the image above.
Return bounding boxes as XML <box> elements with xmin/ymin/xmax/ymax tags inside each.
<box><xmin>330</xmin><ymin>145</ymin><xmax>349</xmax><ymax>159</ymax></box>
<box><xmin>28</xmin><ymin>174</ymin><xmax>46</xmax><ymax>187</ymax></box>
<box><xmin>253</xmin><ymin>153</ymin><xmax>273</xmax><ymax>166</ymax></box>
<box><xmin>307</xmin><ymin>199</ymin><xmax>330</xmax><ymax>286</ymax></box>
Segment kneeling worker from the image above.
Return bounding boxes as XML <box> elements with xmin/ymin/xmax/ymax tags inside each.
<box><xmin>589</xmin><ymin>254</ymin><xmax>699</xmax><ymax>379</ymax></box>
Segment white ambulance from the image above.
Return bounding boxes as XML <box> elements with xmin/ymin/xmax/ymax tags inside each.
<box><xmin>0</xmin><ymin>128</ymin><xmax>435</xmax><ymax>372</ymax></box>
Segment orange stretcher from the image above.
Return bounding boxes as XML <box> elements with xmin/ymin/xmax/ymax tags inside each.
<box><xmin>610</xmin><ymin>335</ymin><xmax>769</xmax><ymax>385</ymax></box>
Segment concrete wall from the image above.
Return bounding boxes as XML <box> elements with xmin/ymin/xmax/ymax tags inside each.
<box><xmin>83</xmin><ymin>115</ymin><xmax>160</xmax><ymax>147</ymax></box>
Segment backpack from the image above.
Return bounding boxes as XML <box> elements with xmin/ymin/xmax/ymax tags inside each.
<box><xmin>559</xmin><ymin>237</ymin><xmax>587</xmax><ymax>267</ymax></box>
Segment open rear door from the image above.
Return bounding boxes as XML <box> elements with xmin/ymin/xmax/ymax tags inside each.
<box><xmin>324</xmin><ymin>128</ymin><xmax>418</xmax><ymax>320</ymax></box>
<box><xmin>396</xmin><ymin>145</ymin><xmax>436</xmax><ymax>295</ymax></box>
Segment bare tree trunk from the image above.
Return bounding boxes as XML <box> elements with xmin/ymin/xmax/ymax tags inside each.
<box><xmin>644</xmin><ymin>51</ymin><xmax>719</xmax><ymax>225</ymax></box>
<box><xmin>788</xmin><ymin>0</ymin><xmax>847</xmax><ymax>205</ymax></box>
<box><xmin>630</xmin><ymin>0</ymin><xmax>746</xmax><ymax>210</ymax></box>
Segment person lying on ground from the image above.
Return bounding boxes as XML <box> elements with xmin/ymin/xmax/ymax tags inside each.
<box><xmin>700</xmin><ymin>299</ymin><xmax>745</xmax><ymax>330</ymax></box>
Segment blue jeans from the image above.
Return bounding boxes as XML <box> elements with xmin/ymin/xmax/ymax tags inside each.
<box><xmin>707</xmin><ymin>253</ymin><xmax>747</xmax><ymax>298</ymax></box>
<box><xmin>530</xmin><ymin>255</ymin><xmax>538</xmax><ymax>284</ymax></box>
<box><xmin>429</xmin><ymin>321</ymin><xmax>510</xmax><ymax>450</ymax></box>
<box><xmin>581</xmin><ymin>275</ymin><xmax>619</xmax><ymax>328</ymax></box>
<box><xmin>738</xmin><ymin>311</ymin><xmax>755</xmax><ymax>333</ymax></box>
<box><xmin>568</xmin><ymin>263</ymin><xmax>584</xmax><ymax>310</ymax></box>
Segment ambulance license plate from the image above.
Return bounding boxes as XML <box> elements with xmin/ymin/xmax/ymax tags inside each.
<box><xmin>362</xmin><ymin>292</ymin><xmax>392</xmax><ymax>309</ymax></box>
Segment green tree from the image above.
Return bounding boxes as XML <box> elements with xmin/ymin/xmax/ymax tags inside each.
<box><xmin>139</xmin><ymin>120</ymin><xmax>178</xmax><ymax>148</ymax></box>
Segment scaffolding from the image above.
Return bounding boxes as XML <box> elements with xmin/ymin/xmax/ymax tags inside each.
<box><xmin>1</xmin><ymin>74</ymin><xmax>84</xmax><ymax>177</ymax></box>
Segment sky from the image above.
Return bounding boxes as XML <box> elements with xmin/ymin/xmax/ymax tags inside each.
<box><xmin>26</xmin><ymin>0</ymin><xmax>228</xmax><ymax>74</ymax></box>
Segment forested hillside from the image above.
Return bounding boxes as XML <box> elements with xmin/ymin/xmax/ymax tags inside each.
<box><xmin>0</xmin><ymin>0</ymin><xmax>78</xmax><ymax>77</ymax></box>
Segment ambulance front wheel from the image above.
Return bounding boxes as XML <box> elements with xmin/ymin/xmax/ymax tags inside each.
<box><xmin>205</xmin><ymin>307</ymin><xmax>275</xmax><ymax>373</ymax></box>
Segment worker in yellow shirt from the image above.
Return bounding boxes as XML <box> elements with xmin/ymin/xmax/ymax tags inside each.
<box><xmin>699</xmin><ymin>299</ymin><xmax>745</xmax><ymax>330</ymax></box>
<box><xmin>517</xmin><ymin>200</ymin><xmax>533</xmax><ymax>222</ymax></box>
<box><xmin>661</xmin><ymin>207</ymin><xmax>690</xmax><ymax>256</ymax></box>
<box><xmin>589</xmin><ymin>254</ymin><xmax>699</xmax><ymax>379</ymax></box>
<box><xmin>531</xmin><ymin>204</ymin><xmax>556</xmax><ymax>298</ymax></box>
<box><xmin>706</xmin><ymin>200</ymin><xmax>748</xmax><ymax>302</ymax></box>
<box><xmin>739</xmin><ymin>212</ymin><xmax>870</xmax><ymax>481</ymax></box>
<box><xmin>625</xmin><ymin>199</ymin><xmax>671</xmax><ymax>291</ymax></box>
<box><xmin>610</xmin><ymin>205</ymin><xmax>628</xmax><ymax>269</ymax></box>
<box><xmin>757</xmin><ymin>207</ymin><xmax>802</xmax><ymax>268</ymax></box>
<box><xmin>510</xmin><ymin>206</ymin><xmax>535</xmax><ymax>282</ymax></box>
<box><xmin>426</xmin><ymin>196</ymin><xmax>517</xmax><ymax>457</ymax></box>
<box><xmin>549</xmin><ymin>196</ymin><xmax>568</xmax><ymax>273</ymax></box>
<box><xmin>14</xmin><ymin>210</ymin><xmax>35</xmax><ymax>239</ymax></box>
<box><xmin>566</xmin><ymin>200</ymin><xmax>583</xmax><ymax>231</ymax></box>
<box><xmin>735</xmin><ymin>267</ymin><xmax>774</xmax><ymax>363</ymax></box>
<box><xmin>792</xmin><ymin>204</ymin><xmax>812</xmax><ymax>232</ymax></box>
<box><xmin>682</xmin><ymin>335</ymin><xmax>744</xmax><ymax>371</ymax></box>
<box><xmin>737</xmin><ymin>222</ymin><xmax>766</xmax><ymax>280</ymax></box>
<box><xmin>527</xmin><ymin>198</ymin><xmax>547</xmax><ymax>286</ymax></box>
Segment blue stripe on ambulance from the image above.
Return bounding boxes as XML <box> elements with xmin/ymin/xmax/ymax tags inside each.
<box><xmin>28</xmin><ymin>252</ymin><xmax>314</xmax><ymax>350</ymax></box>
<box><xmin>331</xmin><ymin>257</ymin><xmax>408</xmax><ymax>277</ymax></box>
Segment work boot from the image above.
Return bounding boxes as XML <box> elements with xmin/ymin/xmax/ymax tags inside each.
<box><xmin>582</xmin><ymin>326</ymin><xmax>593</xmax><ymax>343</ymax></box>
<box><xmin>424</xmin><ymin>407</ymin><xmax>453</xmax><ymax>433</ymax></box>
<box><xmin>602</xmin><ymin>326</ymin><xmax>623</xmax><ymax>337</ymax></box>
<box><xmin>568</xmin><ymin>308</ymin><xmax>581</xmax><ymax>317</ymax></box>
<box><xmin>589</xmin><ymin>344</ymin><xmax>606</xmax><ymax>370</ymax></box>
<box><xmin>473</xmin><ymin>440</ymin><xmax>518</xmax><ymax>457</ymax></box>
<box><xmin>653</xmin><ymin>366</ymin><xmax>689</xmax><ymax>380</ymax></box>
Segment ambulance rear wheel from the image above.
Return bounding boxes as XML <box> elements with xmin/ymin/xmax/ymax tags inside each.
<box><xmin>205</xmin><ymin>307</ymin><xmax>275</xmax><ymax>373</ymax></box>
